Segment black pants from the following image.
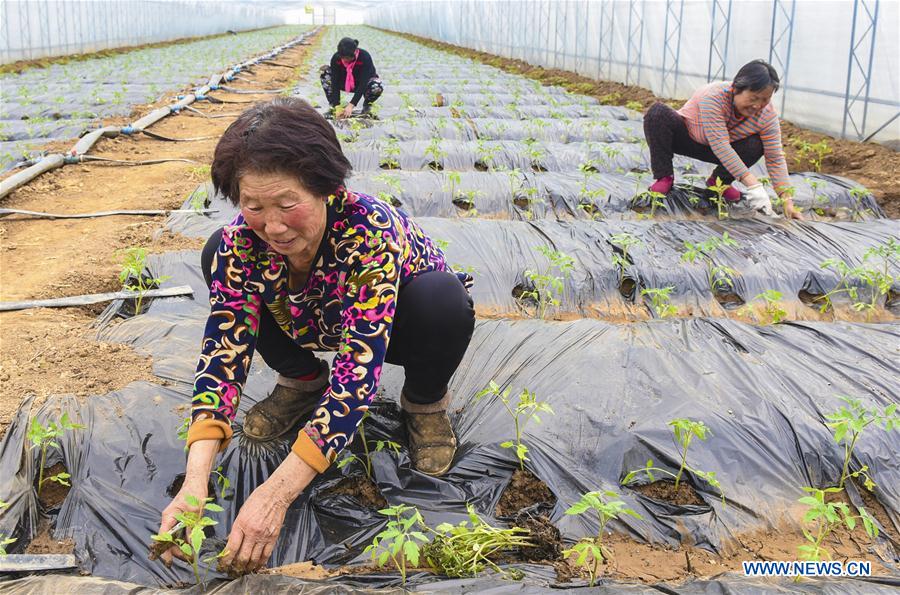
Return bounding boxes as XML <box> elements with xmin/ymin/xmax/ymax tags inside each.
<box><xmin>320</xmin><ymin>66</ymin><xmax>384</xmax><ymax>107</ymax></box>
<box><xmin>201</xmin><ymin>229</ymin><xmax>475</xmax><ymax>404</ymax></box>
<box><xmin>643</xmin><ymin>102</ymin><xmax>763</xmax><ymax>183</ymax></box>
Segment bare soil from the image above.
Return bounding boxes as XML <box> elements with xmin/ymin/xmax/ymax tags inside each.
<box><xmin>827</xmin><ymin>480</ymin><xmax>898</xmax><ymax>545</ymax></box>
<box><xmin>383</xmin><ymin>30</ymin><xmax>900</xmax><ymax>219</ymax></box>
<box><xmin>555</xmin><ymin>516</ymin><xmax>895</xmax><ymax>585</ymax></box>
<box><xmin>632</xmin><ymin>480</ymin><xmax>706</xmax><ymax>507</ymax></box>
<box><xmin>0</xmin><ymin>308</ymin><xmax>158</xmax><ymax>436</ymax></box>
<box><xmin>325</xmin><ymin>475</ymin><xmax>387</xmax><ymax>511</ymax></box>
<box><xmin>495</xmin><ymin>468</ymin><xmax>556</xmax><ymax>517</ymax></box>
<box><xmin>24</xmin><ymin>518</ymin><xmax>75</xmax><ymax>555</ymax></box>
<box><xmin>37</xmin><ymin>462</ymin><xmax>71</xmax><ymax>509</ymax></box>
<box><xmin>265</xmin><ymin>560</ymin><xmax>334</xmax><ymax>579</ymax></box>
<box><xmin>514</xmin><ymin>509</ymin><xmax>561</xmax><ymax>562</ymax></box>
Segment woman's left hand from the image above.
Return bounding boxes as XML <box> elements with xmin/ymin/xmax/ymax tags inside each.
<box><xmin>337</xmin><ymin>104</ymin><xmax>354</xmax><ymax>119</ymax></box>
<box><xmin>783</xmin><ymin>201</ymin><xmax>805</xmax><ymax>220</ymax></box>
<box><xmin>220</xmin><ymin>482</ymin><xmax>290</xmax><ymax>575</ymax></box>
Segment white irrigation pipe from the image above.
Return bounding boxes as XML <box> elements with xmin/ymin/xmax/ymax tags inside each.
<box><xmin>0</xmin><ymin>27</ymin><xmax>320</xmax><ymax>200</ymax></box>
<box><xmin>0</xmin><ymin>208</ymin><xmax>218</xmax><ymax>220</ymax></box>
<box><xmin>0</xmin><ymin>285</ymin><xmax>194</xmax><ymax>312</ymax></box>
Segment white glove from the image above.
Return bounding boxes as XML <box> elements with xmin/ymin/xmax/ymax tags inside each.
<box><xmin>744</xmin><ymin>184</ymin><xmax>775</xmax><ymax>216</ymax></box>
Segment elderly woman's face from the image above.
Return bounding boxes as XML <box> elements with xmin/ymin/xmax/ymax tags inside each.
<box><xmin>733</xmin><ymin>86</ymin><xmax>774</xmax><ymax>119</ymax></box>
<box><xmin>238</xmin><ymin>171</ymin><xmax>327</xmax><ymax>264</ymax></box>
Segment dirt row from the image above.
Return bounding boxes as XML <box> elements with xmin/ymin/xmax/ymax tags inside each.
<box><xmin>0</xmin><ymin>32</ymin><xmax>323</xmax><ymax>435</ymax></box>
<box><xmin>381</xmin><ymin>29</ymin><xmax>900</xmax><ymax>219</ymax></box>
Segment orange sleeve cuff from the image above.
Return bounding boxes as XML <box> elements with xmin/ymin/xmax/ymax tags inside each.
<box><xmin>186</xmin><ymin>419</ymin><xmax>233</xmax><ymax>452</ymax></box>
<box><xmin>291</xmin><ymin>430</ymin><xmax>330</xmax><ymax>473</ymax></box>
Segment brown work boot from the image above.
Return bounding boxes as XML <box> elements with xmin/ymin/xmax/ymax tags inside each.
<box><xmin>243</xmin><ymin>360</ymin><xmax>329</xmax><ymax>441</ymax></box>
<box><xmin>402</xmin><ymin>390</ymin><xmax>457</xmax><ymax>476</ymax></box>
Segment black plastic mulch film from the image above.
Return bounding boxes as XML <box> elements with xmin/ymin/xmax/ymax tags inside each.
<box><xmin>1</xmin><ymin>28</ymin><xmax>899</xmax><ymax>594</ymax></box>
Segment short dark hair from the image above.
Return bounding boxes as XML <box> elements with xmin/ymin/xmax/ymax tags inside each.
<box><xmin>211</xmin><ymin>97</ymin><xmax>351</xmax><ymax>205</ymax></box>
<box><xmin>733</xmin><ymin>59</ymin><xmax>780</xmax><ymax>93</ymax></box>
<box><xmin>337</xmin><ymin>37</ymin><xmax>359</xmax><ymax>58</ymax></box>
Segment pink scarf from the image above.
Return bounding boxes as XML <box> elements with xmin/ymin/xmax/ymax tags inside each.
<box><xmin>340</xmin><ymin>49</ymin><xmax>360</xmax><ymax>92</ymax></box>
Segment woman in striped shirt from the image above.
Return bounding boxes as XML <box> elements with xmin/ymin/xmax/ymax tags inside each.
<box><xmin>643</xmin><ymin>59</ymin><xmax>803</xmax><ymax>220</ymax></box>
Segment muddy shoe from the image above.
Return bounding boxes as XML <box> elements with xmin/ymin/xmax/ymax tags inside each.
<box><xmin>401</xmin><ymin>390</ymin><xmax>457</xmax><ymax>476</ymax></box>
<box><xmin>243</xmin><ymin>360</ymin><xmax>329</xmax><ymax>441</ymax></box>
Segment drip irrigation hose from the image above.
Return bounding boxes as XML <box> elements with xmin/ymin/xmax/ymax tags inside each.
<box><xmin>0</xmin><ymin>27</ymin><xmax>321</xmax><ymax>200</ymax></box>
<box><xmin>0</xmin><ymin>285</ymin><xmax>194</xmax><ymax>312</ymax></box>
<box><xmin>217</xmin><ymin>85</ymin><xmax>285</xmax><ymax>94</ymax></box>
<box><xmin>202</xmin><ymin>95</ymin><xmax>257</xmax><ymax>104</ymax></box>
<box><xmin>181</xmin><ymin>106</ymin><xmax>240</xmax><ymax>119</ymax></box>
<box><xmin>0</xmin><ymin>207</ymin><xmax>218</xmax><ymax>220</ymax></box>
<box><xmin>138</xmin><ymin>130</ymin><xmax>217</xmax><ymax>142</ymax></box>
<box><xmin>76</xmin><ymin>155</ymin><xmax>199</xmax><ymax>166</ymax></box>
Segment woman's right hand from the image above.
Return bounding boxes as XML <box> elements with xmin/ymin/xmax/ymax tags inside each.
<box><xmin>153</xmin><ymin>477</ymin><xmax>209</xmax><ymax>565</ymax></box>
<box><xmin>741</xmin><ymin>172</ymin><xmax>760</xmax><ymax>189</ymax></box>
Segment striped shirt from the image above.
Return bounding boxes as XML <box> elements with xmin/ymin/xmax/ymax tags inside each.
<box><xmin>678</xmin><ymin>82</ymin><xmax>791</xmax><ymax>193</ymax></box>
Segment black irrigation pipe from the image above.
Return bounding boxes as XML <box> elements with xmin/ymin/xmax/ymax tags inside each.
<box><xmin>261</xmin><ymin>60</ymin><xmax>295</xmax><ymax>68</ymax></box>
<box><xmin>202</xmin><ymin>95</ymin><xmax>257</xmax><ymax>104</ymax></box>
<box><xmin>0</xmin><ymin>285</ymin><xmax>194</xmax><ymax>312</ymax></box>
<box><xmin>139</xmin><ymin>130</ymin><xmax>217</xmax><ymax>142</ymax></box>
<box><xmin>218</xmin><ymin>85</ymin><xmax>285</xmax><ymax>94</ymax></box>
<box><xmin>181</xmin><ymin>105</ymin><xmax>240</xmax><ymax>119</ymax></box>
<box><xmin>0</xmin><ymin>27</ymin><xmax>320</xmax><ymax>200</ymax></box>
<box><xmin>0</xmin><ymin>207</ymin><xmax>218</xmax><ymax>220</ymax></box>
<box><xmin>78</xmin><ymin>155</ymin><xmax>199</xmax><ymax>166</ymax></box>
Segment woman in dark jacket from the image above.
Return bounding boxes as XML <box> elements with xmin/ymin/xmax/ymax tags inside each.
<box><xmin>320</xmin><ymin>37</ymin><xmax>383</xmax><ymax>118</ymax></box>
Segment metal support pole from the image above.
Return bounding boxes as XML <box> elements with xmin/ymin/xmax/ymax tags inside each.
<box><xmin>599</xmin><ymin>0</ymin><xmax>616</xmax><ymax>80</ymax></box>
<box><xmin>626</xmin><ymin>0</ymin><xmax>645</xmax><ymax>85</ymax></box>
<box><xmin>661</xmin><ymin>0</ymin><xmax>685</xmax><ymax>98</ymax></box>
<box><xmin>582</xmin><ymin>0</ymin><xmax>590</xmax><ymax>75</ymax></box>
<box><xmin>768</xmin><ymin>0</ymin><xmax>796</xmax><ymax>113</ymax></box>
<box><xmin>707</xmin><ymin>0</ymin><xmax>733</xmax><ymax>82</ymax></box>
<box><xmin>841</xmin><ymin>0</ymin><xmax>880</xmax><ymax>140</ymax></box>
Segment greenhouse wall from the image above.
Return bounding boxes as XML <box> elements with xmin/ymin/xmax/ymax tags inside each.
<box><xmin>0</xmin><ymin>0</ymin><xmax>285</xmax><ymax>64</ymax></box>
<box><xmin>365</xmin><ymin>0</ymin><xmax>900</xmax><ymax>145</ymax></box>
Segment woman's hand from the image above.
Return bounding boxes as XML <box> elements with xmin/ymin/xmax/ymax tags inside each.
<box><xmin>219</xmin><ymin>483</ymin><xmax>290</xmax><ymax>575</ymax></box>
<box><xmin>219</xmin><ymin>452</ymin><xmax>318</xmax><ymax>575</ymax></box>
<box><xmin>783</xmin><ymin>200</ymin><xmax>805</xmax><ymax>220</ymax></box>
<box><xmin>337</xmin><ymin>104</ymin><xmax>355</xmax><ymax>119</ymax></box>
<box><xmin>151</xmin><ymin>438</ymin><xmax>219</xmax><ymax>565</ymax></box>
<box><xmin>740</xmin><ymin>172</ymin><xmax>760</xmax><ymax>189</ymax></box>
<box><xmin>153</xmin><ymin>477</ymin><xmax>208</xmax><ymax>565</ymax></box>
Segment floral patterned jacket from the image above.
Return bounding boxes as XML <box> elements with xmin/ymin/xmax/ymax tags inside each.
<box><xmin>186</xmin><ymin>187</ymin><xmax>472</xmax><ymax>471</ymax></box>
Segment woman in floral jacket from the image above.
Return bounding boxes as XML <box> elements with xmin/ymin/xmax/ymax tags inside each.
<box><xmin>155</xmin><ymin>97</ymin><xmax>474</xmax><ymax>574</ymax></box>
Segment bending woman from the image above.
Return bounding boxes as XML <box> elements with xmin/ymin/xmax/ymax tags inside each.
<box><xmin>644</xmin><ymin>59</ymin><xmax>803</xmax><ymax>219</ymax></box>
<box><xmin>321</xmin><ymin>37</ymin><xmax>383</xmax><ymax>118</ymax></box>
<box><xmin>155</xmin><ymin>98</ymin><xmax>474</xmax><ymax>574</ymax></box>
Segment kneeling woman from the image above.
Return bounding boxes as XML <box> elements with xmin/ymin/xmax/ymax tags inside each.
<box><xmin>156</xmin><ymin>98</ymin><xmax>474</xmax><ymax>574</ymax></box>
<box><xmin>321</xmin><ymin>37</ymin><xmax>383</xmax><ymax>118</ymax></box>
<box><xmin>644</xmin><ymin>59</ymin><xmax>803</xmax><ymax>219</ymax></box>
